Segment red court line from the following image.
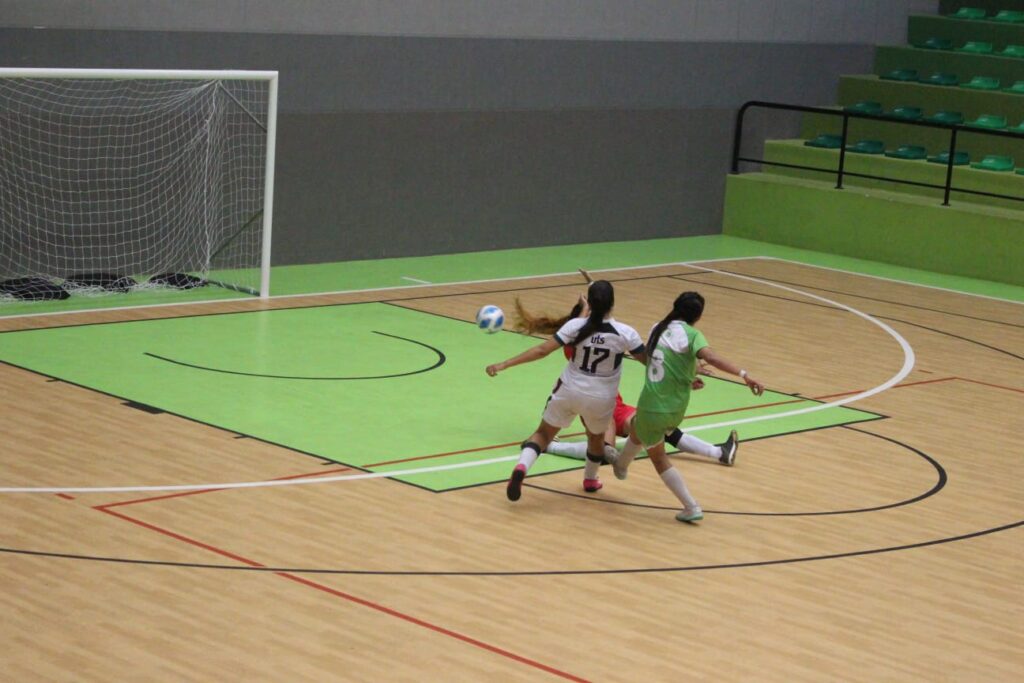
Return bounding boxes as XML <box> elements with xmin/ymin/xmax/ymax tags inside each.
<box><xmin>685</xmin><ymin>397</ymin><xmax>804</xmax><ymax>419</ymax></box>
<box><xmin>814</xmin><ymin>376</ymin><xmax>957</xmax><ymax>400</ymax></box>
<box><xmin>91</xmin><ymin>500</ymin><xmax>588</xmax><ymax>682</ymax></box>
<box><xmin>278</xmin><ymin>573</ymin><xmax>590</xmax><ymax>683</ymax></box>
<box><xmin>55</xmin><ymin>493</ymin><xmax>75</xmax><ymax>500</ymax></box>
<box><xmin>80</xmin><ymin>371</ymin><xmax>1015</xmax><ymax>682</ymax></box>
<box><xmin>96</xmin><ymin>506</ymin><xmax>264</xmax><ymax>567</ymax></box>
<box><xmin>955</xmin><ymin>377</ymin><xmax>1024</xmax><ymax>395</ymax></box>
<box><xmin>98</xmin><ymin>467</ymin><xmax>352</xmax><ymax>510</ymax></box>
<box><xmin>366</xmin><ymin>440</ymin><xmax>526</xmax><ymax>468</ymax></box>
<box><xmin>369</xmin><ymin>376</ymin><xmax>965</xmax><ymax>469</ymax></box>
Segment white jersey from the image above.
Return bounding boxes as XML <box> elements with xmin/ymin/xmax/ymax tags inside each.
<box><xmin>554</xmin><ymin>317</ymin><xmax>645</xmax><ymax>399</ymax></box>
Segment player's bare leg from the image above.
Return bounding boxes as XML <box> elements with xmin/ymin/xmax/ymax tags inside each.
<box><xmin>507</xmin><ymin>420</ymin><xmax>559</xmax><ymax>501</ymax></box>
<box><xmin>647</xmin><ymin>442</ymin><xmax>703</xmax><ymax>523</ymax></box>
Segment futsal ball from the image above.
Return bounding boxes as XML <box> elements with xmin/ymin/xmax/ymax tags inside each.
<box><xmin>476</xmin><ymin>305</ymin><xmax>504</xmax><ymax>333</ymax></box>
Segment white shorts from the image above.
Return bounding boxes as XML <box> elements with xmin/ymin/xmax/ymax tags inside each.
<box><xmin>541</xmin><ymin>380</ymin><xmax>615</xmax><ymax>434</ymax></box>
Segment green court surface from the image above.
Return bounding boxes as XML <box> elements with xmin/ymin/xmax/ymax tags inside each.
<box><xmin>0</xmin><ymin>302</ymin><xmax>882</xmax><ymax>491</ymax></box>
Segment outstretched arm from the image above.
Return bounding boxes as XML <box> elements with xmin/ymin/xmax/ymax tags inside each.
<box><xmin>697</xmin><ymin>347</ymin><xmax>764</xmax><ymax>395</ymax></box>
<box><xmin>487</xmin><ymin>338</ymin><xmax>561</xmax><ymax>376</ymax></box>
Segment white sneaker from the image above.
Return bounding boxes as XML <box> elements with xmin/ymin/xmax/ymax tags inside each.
<box><xmin>612</xmin><ymin>458</ymin><xmax>629</xmax><ymax>480</ymax></box>
<box><xmin>601</xmin><ymin>444</ymin><xmax>620</xmax><ymax>465</ymax></box>
<box><xmin>675</xmin><ymin>507</ymin><xmax>704</xmax><ymax>523</ymax></box>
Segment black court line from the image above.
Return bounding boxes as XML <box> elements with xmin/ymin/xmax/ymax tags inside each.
<box><xmin>0</xmin><ymin>358</ymin><xmax>372</xmax><ymax>472</ymax></box>
<box><xmin>2</xmin><ymin>518</ymin><xmax>1020</xmax><ymax>576</ymax></box>
<box><xmin>144</xmin><ymin>331</ymin><xmax>447</xmax><ymax>380</ymax></box>
<box><xmin>685</xmin><ymin>267</ymin><xmax>1024</xmax><ymax>328</ymax></box>
<box><xmin>0</xmin><ymin>427</ymin><xmax>1010</xmax><ymax>578</ymax></box>
<box><xmin>670</xmin><ymin>275</ymin><xmax>1024</xmax><ymax>361</ymax></box>
<box><xmin>873</xmin><ymin>317</ymin><xmax>1024</xmax><ymax>362</ymax></box>
<box><xmin>527</xmin><ymin>424</ymin><xmax>940</xmax><ymax>517</ymax></box>
<box><xmin>123</xmin><ymin>401</ymin><xmax>164</xmax><ymax>415</ymax></box>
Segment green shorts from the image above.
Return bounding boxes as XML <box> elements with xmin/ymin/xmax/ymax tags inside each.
<box><xmin>633</xmin><ymin>407</ymin><xmax>688</xmax><ymax>447</ymax></box>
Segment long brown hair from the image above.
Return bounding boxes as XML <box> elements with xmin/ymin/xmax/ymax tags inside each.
<box><xmin>513</xmin><ymin>296</ymin><xmax>585</xmax><ymax>335</ymax></box>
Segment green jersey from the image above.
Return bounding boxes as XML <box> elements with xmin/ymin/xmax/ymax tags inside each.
<box><xmin>636</xmin><ymin>321</ymin><xmax>708</xmax><ymax>413</ymax></box>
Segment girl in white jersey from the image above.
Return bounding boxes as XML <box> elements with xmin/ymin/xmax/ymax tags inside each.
<box><xmin>614</xmin><ymin>291</ymin><xmax>765</xmax><ymax>523</ymax></box>
<box><xmin>485</xmin><ymin>280</ymin><xmax>646</xmax><ymax>501</ymax></box>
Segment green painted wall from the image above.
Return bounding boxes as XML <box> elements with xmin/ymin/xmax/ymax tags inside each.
<box><xmin>722</xmin><ymin>173</ymin><xmax>1024</xmax><ymax>286</ymax></box>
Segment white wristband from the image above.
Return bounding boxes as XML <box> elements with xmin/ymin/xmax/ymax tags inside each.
<box><xmin>739</xmin><ymin>369</ymin><xmax>748</xmax><ymax>379</ymax></box>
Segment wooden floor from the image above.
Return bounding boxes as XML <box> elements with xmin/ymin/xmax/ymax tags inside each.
<box><xmin>1</xmin><ymin>259</ymin><xmax>1021</xmax><ymax>682</ymax></box>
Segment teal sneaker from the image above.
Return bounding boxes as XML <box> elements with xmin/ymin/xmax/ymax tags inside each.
<box><xmin>675</xmin><ymin>507</ymin><xmax>704</xmax><ymax>523</ymax></box>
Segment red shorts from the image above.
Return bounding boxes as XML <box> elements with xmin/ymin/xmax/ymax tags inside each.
<box><xmin>612</xmin><ymin>394</ymin><xmax>637</xmax><ymax>437</ymax></box>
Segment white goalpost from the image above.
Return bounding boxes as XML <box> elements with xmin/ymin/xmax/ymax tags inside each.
<box><xmin>0</xmin><ymin>68</ymin><xmax>278</xmax><ymax>300</ymax></box>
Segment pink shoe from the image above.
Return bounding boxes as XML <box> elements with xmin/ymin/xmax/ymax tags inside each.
<box><xmin>506</xmin><ymin>464</ymin><xmax>527</xmax><ymax>501</ymax></box>
<box><xmin>583</xmin><ymin>478</ymin><xmax>603</xmax><ymax>493</ymax></box>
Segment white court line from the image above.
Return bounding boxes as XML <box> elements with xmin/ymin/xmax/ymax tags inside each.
<box><xmin>400</xmin><ymin>276</ymin><xmax>432</xmax><ymax>284</ymax></box>
<box><xmin>0</xmin><ymin>256</ymin><xmax>763</xmax><ymax>321</ymax></box>
<box><xmin>765</xmin><ymin>257</ymin><xmax>1024</xmax><ymax>306</ymax></box>
<box><xmin>0</xmin><ymin>264</ymin><xmax>913</xmax><ymax>494</ymax></box>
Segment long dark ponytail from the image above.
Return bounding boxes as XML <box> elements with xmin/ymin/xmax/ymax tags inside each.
<box><xmin>647</xmin><ymin>291</ymin><xmax>704</xmax><ymax>352</ymax></box>
<box><xmin>571</xmin><ymin>280</ymin><xmax>615</xmax><ymax>346</ymax></box>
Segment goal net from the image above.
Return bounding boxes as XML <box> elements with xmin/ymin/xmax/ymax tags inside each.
<box><xmin>0</xmin><ymin>68</ymin><xmax>277</xmax><ymax>301</ymax></box>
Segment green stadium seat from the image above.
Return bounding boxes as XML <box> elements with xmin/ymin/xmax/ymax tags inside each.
<box><xmin>885</xmin><ymin>145</ymin><xmax>928</xmax><ymax>160</ymax></box>
<box><xmin>965</xmin><ymin>114</ymin><xmax>1008</xmax><ymax>129</ymax></box>
<box><xmin>846</xmin><ymin>140</ymin><xmax>885</xmax><ymax>155</ymax></box>
<box><xmin>1017</xmin><ymin>167</ymin><xmax>1024</xmax><ymax>175</ymax></box>
<box><xmin>805</xmin><ymin>134</ymin><xmax>844</xmax><ymax>149</ymax></box>
<box><xmin>992</xmin><ymin>10</ymin><xmax>1024</xmax><ymax>23</ymax></box>
<box><xmin>928</xmin><ymin>151</ymin><xmax>971</xmax><ymax>165</ymax></box>
<box><xmin>885</xmin><ymin>106</ymin><xmax>923</xmax><ymax>121</ymax></box>
<box><xmin>926</xmin><ymin>111</ymin><xmax>964</xmax><ymax>125</ymax></box>
<box><xmin>844</xmin><ymin>100</ymin><xmax>883</xmax><ymax>115</ymax></box>
<box><xmin>1008</xmin><ymin>121</ymin><xmax>1024</xmax><ymax>134</ymax></box>
<box><xmin>1004</xmin><ymin>81</ymin><xmax>1024</xmax><ymax>94</ymax></box>
<box><xmin>922</xmin><ymin>72</ymin><xmax>960</xmax><ymax>86</ymax></box>
<box><xmin>881</xmin><ymin>69</ymin><xmax>919</xmax><ymax>82</ymax></box>
<box><xmin>1000</xmin><ymin>45</ymin><xmax>1024</xmax><ymax>58</ymax></box>
<box><xmin>917</xmin><ymin>37</ymin><xmax>954</xmax><ymax>50</ymax></box>
<box><xmin>971</xmin><ymin>155</ymin><xmax>1015</xmax><ymax>171</ymax></box>
<box><xmin>950</xmin><ymin>7</ymin><xmax>987</xmax><ymax>20</ymax></box>
<box><xmin>962</xmin><ymin>76</ymin><xmax>1001</xmax><ymax>90</ymax></box>
<box><xmin>956</xmin><ymin>41</ymin><xmax>994</xmax><ymax>54</ymax></box>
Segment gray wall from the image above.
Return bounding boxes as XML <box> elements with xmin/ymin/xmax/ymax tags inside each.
<box><xmin>0</xmin><ymin>1</ymin><xmax>937</xmax><ymax>265</ymax></box>
<box><xmin>0</xmin><ymin>0</ymin><xmax>939</xmax><ymax>44</ymax></box>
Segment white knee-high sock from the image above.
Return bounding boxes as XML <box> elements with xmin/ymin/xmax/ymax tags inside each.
<box><xmin>660</xmin><ymin>468</ymin><xmax>699</xmax><ymax>509</ymax></box>
<box><xmin>665</xmin><ymin>429</ymin><xmax>720</xmax><ymax>459</ymax></box>
<box><xmin>545</xmin><ymin>440</ymin><xmax>588</xmax><ymax>460</ymax></box>
<box><xmin>517</xmin><ymin>444</ymin><xmax>541</xmax><ymax>470</ymax></box>
<box><xmin>583</xmin><ymin>455</ymin><xmax>602</xmax><ymax>480</ymax></box>
<box><xmin>678</xmin><ymin>434</ymin><xmax>721</xmax><ymax>459</ymax></box>
<box><xmin>618</xmin><ymin>438</ymin><xmax>643</xmax><ymax>470</ymax></box>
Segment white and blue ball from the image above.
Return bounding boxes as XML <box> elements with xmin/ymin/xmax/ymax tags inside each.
<box><xmin>475</xmin><ymin>305</ymin><xmax>504</xmax><ymax>334</ymax></box>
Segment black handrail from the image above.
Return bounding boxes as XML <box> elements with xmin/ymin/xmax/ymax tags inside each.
<box><xmin>731</xmin><ymin>100</ymin><xmax>1024</xmax><ymax>206</ymax></box>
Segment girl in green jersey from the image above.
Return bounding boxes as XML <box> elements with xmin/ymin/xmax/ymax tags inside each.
<box><xmin>613</xmin><ymin>291</ymin><xmax>764</xmax><ymax>523</ymax></box>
